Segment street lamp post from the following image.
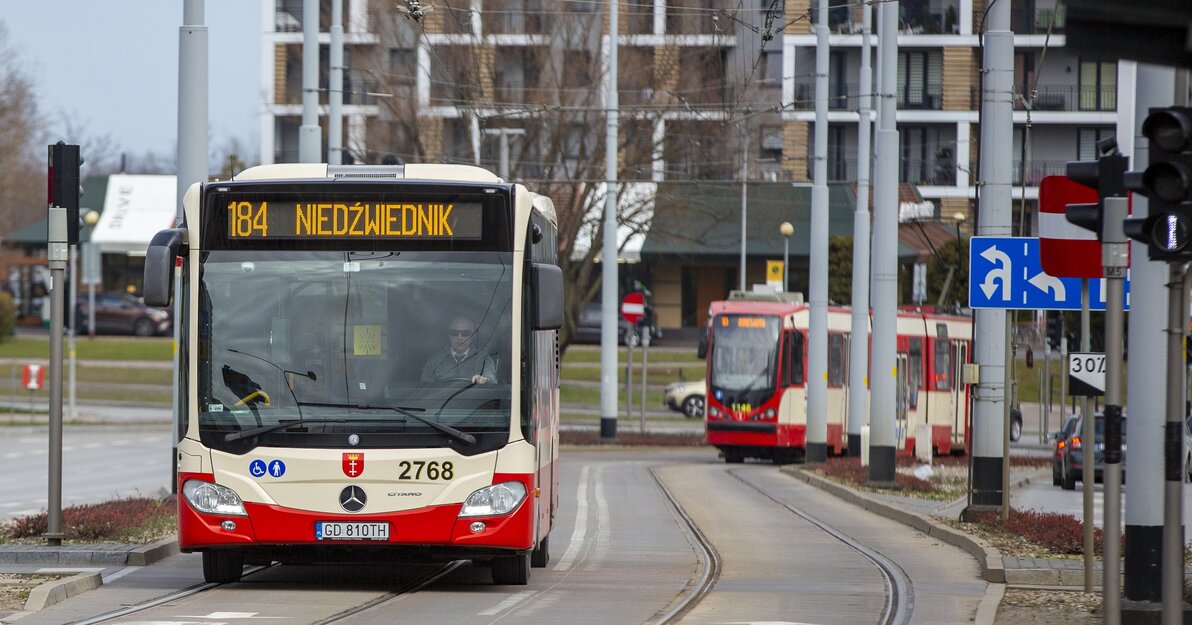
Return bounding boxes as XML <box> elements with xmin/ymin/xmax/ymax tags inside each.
<box><xmin>953</xmin><ymin>211</ymin><xmax>966</xmax><ymax>275</ymax></box>
<box><xmin>780</xmin><ymin>221</ymin><xmax>794</xmax><ymax>292</ymax></box>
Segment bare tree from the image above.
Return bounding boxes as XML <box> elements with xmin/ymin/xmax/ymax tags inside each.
<box><xmin>0</xmin><ymin>22</ymin><xmax>47</xmax><ymax>238</ymax></box>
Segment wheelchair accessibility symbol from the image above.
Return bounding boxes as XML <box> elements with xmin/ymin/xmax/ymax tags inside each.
<box><xmin>249</xmin><ymin>459</ymin><xmax>267</xmax><ymax>478</ymax></box>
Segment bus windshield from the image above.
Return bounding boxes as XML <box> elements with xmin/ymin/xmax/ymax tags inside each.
<box><xmin>710</xmin><ymin>314</ymin><xmax>779</xmax><ymax>397</ymax></box>
<box><xmin>196</xmin><ymin>249</ymin><xmax>513</xmax><ymax>450</ymax></box>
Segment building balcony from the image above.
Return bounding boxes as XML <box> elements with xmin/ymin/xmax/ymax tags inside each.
<box><xmin>900</xmin><ymin>157</ymin><xmax>957</xmax><ymax>186</ymax></box>
<box><xmin>1012</xmin><ymin>159</ymin><xmax>1067</xmax><ymax>186</ymax></box>
<box><xmin>793</xmin><ymin>82</ymin><xmax>859</xmax><ymax>111</ymax></box>
<box><xmin>898</xmin><ymin>84</ymin><xmax>944</xmax><ymax>110</ymax></box>
<box><xmin>1013</xmin><ymin>85</ymin><xmax>1116</xmax><ymax>112</ymax></box>
<box><xmin>1010</xmin><ymin>4</ymin><xmax>1066</xmax><ymax>35</ymax></box>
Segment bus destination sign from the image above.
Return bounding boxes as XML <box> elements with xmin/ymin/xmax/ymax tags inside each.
<box><xmin>224</xmin><ymin>199</ymin><xmax>484</xmax><ymax>240</ymax></box>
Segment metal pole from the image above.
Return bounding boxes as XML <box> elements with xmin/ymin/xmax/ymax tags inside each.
<box><xmin>499</xmin><ymin>131</ymin><xmax>510</xmax><ymax>180</ymax></box>
<box><xmin>299</xmin><ymin>0</ymin><xmax>321</xmax><ymax>162</ymax></box>
<box><xmin>1163</xmin><ymin>264</ymin><xmax>1188</xmax><ymax>625</ymax></box>
<box><xmin>738</xmin><ymin>125</ymin><xmax>749</xmax><ymax>292</ymax></box>
<box><xmin>1102</xmin><ymin>195</ymin><xmax>1129</xmax><ymax>625</ymax></box>
<box><xmin>625</xmin><ymin>339</ymin><xmax>633</xmax><ymax>420</ymax></box>
<box><xmin>868</xmin><ymin>0</ymin><xmax>899</xmax><ymax>483</ymax></box>
<box><xmin>328</xmin><ymin>0</ymin><xmax>343</xmax><ymax>165</ymax></box>
<box><xmin>806</xmin><ymin>0</ymin><xmax>830</xmax><ymax>464</ymax></box>
<box><xmin>68</xmin><ymin>244</ymin><xmax>76</xmax><ymax>420</ymax></box>
<box><xmin>969</xmin><ymin>0</ymin><xmax>1012</xmax><ymax>510</ymax></box>
<box><xmin>847</xmin><ymin>0</ymin><xmax>873</xmax><ymax>458</ymax></box>
<box><xmin>599</xmin><ymin>0</ymin><xmax>619</xmax><ymax>441</ymax></box>
<box><xmin>640</xmin><ymin>334</ymin><xmax>648</xmax><ymax>433</ymax></box>
<box><xmin>177</xmin><ymin>0</ymin><xmax>206</xmax><ymax>496</ymax></box>
<box><xmin>1081</xmin><ymin>280</ymin><xmax>1094</xmax><ymax>592</ymax></box>
<box><xmin>783</xmin><ymin>237</ymin><xmax>789</xmax><ymax>291</ymax></box>
<box><xmin>1002</xmin><ymin>315</ymin><xmax>1010</xmax><ymax>521</ymax></box>
<box><xmin>45</xmin><ymin>206</ymin><xmax>67</xmax><ymax>546</ymax></box>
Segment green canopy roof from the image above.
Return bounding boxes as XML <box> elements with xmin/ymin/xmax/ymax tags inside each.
<box><xmin>6</xmin><ymin>176</ymin><xmax>110</xmax><ymax>246</ymax></box>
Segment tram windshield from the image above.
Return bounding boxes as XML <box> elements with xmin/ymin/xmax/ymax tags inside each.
<box><xmin>710</xmin><ymin>314</ymin><xmax>779</xmax><ymax>399</ymax></box>
<box><xmin>195</xmin><ymin>249</ymin><xmax>513</xmax><ymax>451</ymax></box>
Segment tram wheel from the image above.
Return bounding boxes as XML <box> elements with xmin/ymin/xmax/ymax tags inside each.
<box><xmin>492</xmin><ymin>553</ymin><xmax>531</xmax><ymax>585</ymax></box>
<box><xmin>203</xmin><ymin>549</ymin><xmax>245</xmax><ymax>583</ymax></box>
<box><xmin>531</xmin><ymin>535</ymin><xmax>550</xmax><ymax>568</ymax></box>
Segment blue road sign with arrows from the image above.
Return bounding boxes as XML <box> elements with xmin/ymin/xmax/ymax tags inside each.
<box><xmin>968</xmin><ymin>236</ymin><xmax>1129</xmax><ymax>311</ymax></box>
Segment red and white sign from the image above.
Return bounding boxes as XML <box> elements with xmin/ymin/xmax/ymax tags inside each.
<box><xmin>342</xmin><ymin>452</ymin><xmax>364</xmax><ymax>478</ymax></box>
<box><xmin>22</xmin><ymin>364</ymin><xmax>44</xmax><ymax>391</ymax></box>
<box><xmin>620</xmin><ymin>292</ymin><xmax>645</xmax><ymax>325</ymax></box>
<box><xmin>1038</xmin><ymin>175</ymin><xmax>1102</xmax><ymax>279</ymax></box>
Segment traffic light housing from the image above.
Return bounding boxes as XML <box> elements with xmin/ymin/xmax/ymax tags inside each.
<box><xmin>48</xmin><ymin>141</ymin><xmax>82</xmax><ymax>244</ymax></box>
<box><xmin>1065</xmin><ymin>136</ymin><xmax>1127</xmax><ymax>239</ymax></box>
<box><xmin>1046</xmin><ymin>310</ymin><xmax>1063</xmax><ymax>350</ymax></box>
<box><xmin>1123</xmin><ymin>107</ymin><xmax>1192</xmax><ymax>260</ymax></box>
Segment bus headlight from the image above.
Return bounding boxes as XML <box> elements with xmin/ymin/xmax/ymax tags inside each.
<box><xmin>458</xmin><ymin>481</ymin><xmax>527</xmax><ymax>517</ymax></box>
<box><xmin>182</xmin><ymin>480</ymin><xmax>247</xmax><ymax>516</ymax></box>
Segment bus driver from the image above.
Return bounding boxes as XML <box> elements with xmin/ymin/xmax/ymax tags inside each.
<box><xmin>420</xmin><ymin>315</ymin><xmax>497</xmax><ymax>384</ymax></box>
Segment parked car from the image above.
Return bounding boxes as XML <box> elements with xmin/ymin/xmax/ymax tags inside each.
<box><xmin>1058</xmin><ymin>413</ymin><xmax>1126</xmax><ymax>490</ymax></box>
<box><xmin>76</xmin><ymin>292</ymin><xmax>172</xmax><ymax>337</ymax></box>
<box><xmin>573</xmin><ymin>303</ymin><xmax>660</xmax><ymax>347</ymax></box>
<box><xmin>1010</xmin><ymin>406</ymin><xmax>1023</xmax><ymax>442</ymax></box>
<box><xmin>1051</xmin><ymin>414</ymin><xmax>1081</xmax><ymax>486</ymax></box>
<box><xmin>664</xmin><ymin>379</ymin><xmax>706</xmax><ymax>418</ymax></box>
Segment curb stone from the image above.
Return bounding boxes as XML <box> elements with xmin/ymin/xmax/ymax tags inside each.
<box><xmin>1</xmin><ymin>572</ymin><xmax>103</xmax><ymax>622</ymax></box>
<box><xmin>781</xmin><ymin>466</ymin><xmax>1007</xmax><ymax>583</ymax></box>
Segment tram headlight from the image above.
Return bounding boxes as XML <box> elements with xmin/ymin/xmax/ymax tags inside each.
<box><xmin>458</xmin><ymin>481</ymin><xmax>527</xmax><ymax>517</ymax></box>
<box><xmin>182</xmin><ymin>480</ymin><xmax>247</xmax><ymax>516</ymax></box>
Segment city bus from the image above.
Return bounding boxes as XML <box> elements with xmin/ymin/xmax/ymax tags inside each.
<box><xmin>703</xmin><ymin>295</ymin><xmax>971</xmax><ymax>463</ymax></box>
<box><xmin>143</xmin><ymin>163</ymin><xmax>563</xmax><ymax>585</ymax></box>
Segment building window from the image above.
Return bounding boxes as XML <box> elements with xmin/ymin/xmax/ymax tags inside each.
<box><xmin>1077</xmin><ymin>127</ymin><xmax>1114</xmax><ymax>160</ymax></box>
<box><xmin>897</xmin><ymin>51</ymin><xmax>941</xmax><ymax>109</ymax></box>
<box><xmin>1079</xmin><ymin>60</ymin><xmax>1116</xmax><ymax>111</ymax></box>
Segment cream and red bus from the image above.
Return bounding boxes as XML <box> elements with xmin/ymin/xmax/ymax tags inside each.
<box><xmin>143</xmin><ymin>163</ymin><xmax>562</xmax><ymax>585</ymax></box>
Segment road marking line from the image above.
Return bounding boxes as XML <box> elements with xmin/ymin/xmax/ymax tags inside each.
<box><xmin>478</xmin><ymin>590</ymin><xmax>535</xmax><ymax>616</ymax></box>
<box><xmin>584</xmin><ymin>466</ymin><xmax>610</xmax><ymax>571</ymax></box>
<box><xmin>553</xmin><ymin>465</ymin><xmax>590</xmax><ymax>571</ymax></box>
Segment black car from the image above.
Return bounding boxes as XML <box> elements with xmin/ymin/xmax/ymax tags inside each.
<box><xmin>1058</xmin><ymin>413</ymin><xmax>1126</xmax><ymax>490</ymax></box>
<box><xmin>1051</xmin><ymin>414</ymin><xmax>1081</xmax><ymax>486</ymax></box>
<box><xmin>573</xmin><ymin>303</ymin><xmax>660</xmax><ymax>347</ymax></box>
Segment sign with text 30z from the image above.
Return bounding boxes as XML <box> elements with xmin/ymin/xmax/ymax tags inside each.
<box><xmin>1068</xmin><ymin>352</ymin><xmax>1106</xmax><ymax>397</ymax></box>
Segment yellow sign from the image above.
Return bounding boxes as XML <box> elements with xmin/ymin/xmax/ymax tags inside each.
<box><xmin>353</xmin><ymin>325</ymin><xmax>382</xmax><ymax>356</ymax></box>
<box><xmin>767</xmin><ymin>260</ymin><xmax>783</xmax><ymax>280</ymax></box>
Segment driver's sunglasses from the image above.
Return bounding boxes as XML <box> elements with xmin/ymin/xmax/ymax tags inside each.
<box><xmin>449</xmin><ymin>329</ymin><xmax>473</xmax><ymax>337</ymax></box>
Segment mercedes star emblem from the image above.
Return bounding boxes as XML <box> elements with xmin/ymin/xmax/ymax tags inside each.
<box><xmin>339</xmin><ymin>485</ymin><xmax>367</xmax><ymax>512</ymax></box>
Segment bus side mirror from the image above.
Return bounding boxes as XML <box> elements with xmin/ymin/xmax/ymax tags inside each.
<box><xmin>143</xmin><ymin>228</ymin><xmax>187</xmax><ymax>307</ymax></box>
<box><xmin>532</xmin><ymin>263</ymin><xmax>563</xmax><ymax>330</ymax></box>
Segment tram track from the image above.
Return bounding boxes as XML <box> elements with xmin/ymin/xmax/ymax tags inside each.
<box><xmin>647</xmin><ymin>467</ymin><xmax>722</xmax><ymax>625</ymax></box>
<box><xmin>64</xmin><ymin>561</ymin><xmax>463</xmax><ymax>625</ymax></box>
<box><xmin>728</xmin><ymin>469</ymin><xmax>916</xmax><ymax>625</ymax></box>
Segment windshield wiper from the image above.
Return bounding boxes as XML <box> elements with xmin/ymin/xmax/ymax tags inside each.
<box><xmin>297</xmin><ymin>402</ymin><xmax>477</xmax><ymax>446</ymax></box>
<box><xmin>224</xmin><ymin>416</ymin><xmax>408</xmax><ymax>442</ymax></box>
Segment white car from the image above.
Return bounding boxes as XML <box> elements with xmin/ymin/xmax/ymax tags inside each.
<box><xmin>664</xmin><ymin>379</ymin><xmax>705</xmax><ymax>418</ymax></box>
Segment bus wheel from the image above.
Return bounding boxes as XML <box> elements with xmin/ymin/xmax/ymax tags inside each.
<box><xmin>723</xmin><ymin>450</ymin><xmax>744</xmax><ymax>464</ymax></box>
<box><xmin>492</xmin><ymin>553</ymin><xmax>530</xmax><ymax>585</ymax></box>
<box><xmin>203</xmin><ymin>550</ymin><xmax>244</xmax><ymax>584</ymax></box>
<box><xmin>531</xmin><ymin>535</ymin><xmax>550</xmax><ymax>568</ymax></box>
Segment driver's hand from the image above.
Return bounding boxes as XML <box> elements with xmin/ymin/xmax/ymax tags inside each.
<box><xmin>472</xmin><ymin>375</ymin><xmax>489</xmax><ymax>384</ymax></box>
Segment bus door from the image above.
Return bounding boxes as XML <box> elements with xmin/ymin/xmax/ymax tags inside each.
<box><xmin>895</xmin><ymin>352</ymin><xmax>909</xmax><ymax>450</ymax></box>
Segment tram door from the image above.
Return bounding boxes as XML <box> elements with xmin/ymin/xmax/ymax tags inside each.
<box><xmin>895</xmin><ymin>353</ymin><xmax>910</xmax><ymax>449</ymax></box>
<box><xmin>951</xmin><ymin>339</ymin><xmax>969</xmax><ymax>446</ymax></box>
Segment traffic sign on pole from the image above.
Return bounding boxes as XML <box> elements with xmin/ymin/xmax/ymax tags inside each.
<box><xmin>1039</xmin><ymin>176</ymin><xmax>1102</xmax><ymax>279</ymax></box>
<box><xmin>620</xmin><ymin>292</ymin><xmax>645</xmax><ymax>325</ymax></box>
<box><xmin>968</xmin><ymin>236</ymin><xmax>1130</xmax><ymax>310</ymax></box>
<box><xmin>1068</xmin><ymin>352</ymin><xmax>1106</xmax><ymax>397</ymax></box>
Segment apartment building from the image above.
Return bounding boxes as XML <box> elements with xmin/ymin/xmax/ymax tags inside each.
<box><xmin>258</xmin><ymin>0</ymin><xmax>1120</xmax><ymax>329</ymax></box>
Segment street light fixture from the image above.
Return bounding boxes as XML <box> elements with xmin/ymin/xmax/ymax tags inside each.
<box><xmin>780</xmin><ymin>221</ymin><xmax>794</xmax><ymax>292</ymax></box>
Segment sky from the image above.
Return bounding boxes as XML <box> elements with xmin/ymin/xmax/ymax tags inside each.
<box><xmin>1</xmin><ymin>0</ymin><xmax>260</xmax><ymax>165</ymax></box>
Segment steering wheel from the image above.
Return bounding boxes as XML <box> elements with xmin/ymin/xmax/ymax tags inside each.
<box><xmin>234</xmin><ymin>389</ymin><xmax>271</xmax><ymax>407</ymax></box>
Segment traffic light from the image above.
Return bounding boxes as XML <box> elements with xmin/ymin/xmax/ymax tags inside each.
<box><xmin>1065</xmin><ymin>136</ymin><xmax>1128</xmax><ymax>239</ymax></box>
<box><xmin>1046</xmin><ymin>310</ymin><xmax>1063</xmax><ymax>350</ymax></box>
<box><xmin>1123</xmin><ymin>107</ymin><xmax>1192</xmax><ymax>260</ymax></box>
<box><xmin>48</xmin><ymin>141</ymin><xmax>82</xmax><ymax>245</ymax></box>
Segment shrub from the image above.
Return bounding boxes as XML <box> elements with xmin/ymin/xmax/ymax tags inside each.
<box><xmin>0</xmin><ymin>290</ymin><xmax>15</xmax><ymax>341</ymax></box>
<box><xmin>1</xmin><ymin>497</ymin><xmax>173</xmax><ymax>542</ymax></box>
<box><xmin>969</xmin><ymin>508</ymin><xmax>1104</xmax><ymax>556</ymax></box>
<box><xmin>819</xmin><ymin>456</ymin><xmax>934</xmax><ymax>493</ymax></box>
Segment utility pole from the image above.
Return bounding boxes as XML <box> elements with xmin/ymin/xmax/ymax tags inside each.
<box><xmin>299</xmin><ymin>0</ymin><xmax>321</xmax><ymax>162</ymax></box>
<box><xmin>846</xmin><ymin>0</ymin><xmax>873</xmax><ymax>456</ymax></box>
<box><xmin>868</xmin><ymin>0</ymin><xmax>898</xmax><ymax>483</ymax></box>
<box><xmin>968</xmin><ymin>0</ymin><xmax>1013</xmax><ymax>509</ymax></box>
<box><xmin>806</xmin><ymin>0</ymin><xmax>830</xmax><ymax>463</ymax></box>
<box><xmin>328</xmin><ymin>0</ymin><xmax>344</xmax><ymax>165</ymax></box>
<box><xmin>176</xmin><ymin>0</ymin><xmax>206</xmax><ymax>496</ymax></box>
<box><xmin>483</xmin><ymin>128</ymin><xmax>526</xmax><ymax>180</ymax></box>
<box><xmin>738</xmin><ymin>125</ymin><xmax>749</xmax><ymax>292</ymax></box>
<box><xmin>599</xmin><ymin>0</ymin><xmax>619</xmax><ymax>442</ymax></box>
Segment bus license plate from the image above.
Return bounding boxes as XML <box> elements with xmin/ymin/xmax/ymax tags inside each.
<box><xmin>315</xmin><ymin>521</ymin><xmax>390</xmax><ymax>541</ymax></box>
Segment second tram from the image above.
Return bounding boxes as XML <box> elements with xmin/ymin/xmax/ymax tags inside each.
<box><xmin>704</xmin><ymin>296</ymin><xmax>971</xmax><ymax>463</ymax></box>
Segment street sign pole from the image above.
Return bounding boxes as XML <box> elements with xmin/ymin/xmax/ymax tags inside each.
<box><xmin>1081</xmin><ymin>279</ymin><xmax>1094</xmax><ymax>592</ymax></box>
<box><xmin>1102</xmin><ymin>195</ymin><xmax>1128</xmax><ymax>625</ymax></box>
